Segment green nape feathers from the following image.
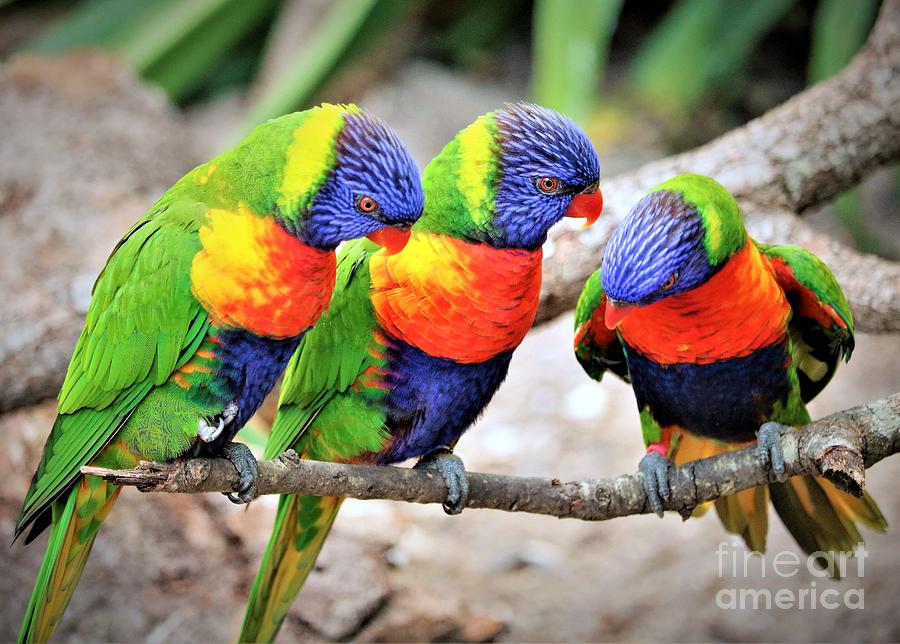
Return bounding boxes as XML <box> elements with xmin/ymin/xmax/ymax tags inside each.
<box><xmin>413</xmin><ymin>111</ymin><xmax>502</xmax><ymax>240</ymax></box>
<box><xmin>651</xmin><ymin>173</ymin><xmax>747</xmax><ymax>265</ymax></box>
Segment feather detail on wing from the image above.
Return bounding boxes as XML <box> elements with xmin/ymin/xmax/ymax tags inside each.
<box><xmin>266</xmin><ymin>240</ymin><xmax>389</xmax><ymax>461</ymax></box>
<box><xmin>573</xmin><ymin>268</ymin><xmax>629</xmax><ymax>382</ymax></box>
<box><xmin>17</xmin><ymin>200</ymin><xmax>211</xmax><ymax>539</ymax></box>
<box><xmin>757</xmin><ymin>243</ymin><xmax>854</xmax><ymax>402</ymax></box>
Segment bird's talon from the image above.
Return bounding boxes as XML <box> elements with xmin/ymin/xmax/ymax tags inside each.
<box><xmin>222</xmin><ymin>401</ymin><xmax>239</xmax><ymax>424</ymax></box>
<box><xmin>197</xmin><ymin>402</ymin><xmax>239</xmax><ymax>444</ymax></box>
<box><xmin>757</xmin><ymin>422</ymin><xmax>790</xmax><ymax>481</ymax></box>
<box><xmin>415</xmin><ymin>447</ymin><xmax>469</xmax><ymax>515</ymax></box>
<box><xmin>220</xmin><ymin>442</ymin><xmax>259</xmax><ymax>504</ymax></box>
<box><xmin>639</xmin><ymin>451</ymin><xmax>673</xmax><ymax>518</ymax></box>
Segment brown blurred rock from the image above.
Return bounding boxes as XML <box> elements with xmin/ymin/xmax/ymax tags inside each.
<box><xmin>0</xmin><ymin>51</ymin><xmax>201</xmax><ymax>412</ymax></box>
<box><xmin>351</xmin><ymin>586</ymin><xmax>506</xmax><ymax>643</ymax></box>
<box><xmin>356</xmin><ymin>590</ymin><xmax>462</xmax><ymax>642</ymax></box>
<box><xmin>2</xmin><ymin>401</ymin><xmax>250</xmax><ymax>642</ymax></box>
<box><xmin>460</xmin><ymin>614</ymin><xmax>507</xmax><ymax>642</ymax></box>
<box><xmin>289</xmin><ymin>534</ymin><xmax>392</xmax><ymax>640</ymax></box>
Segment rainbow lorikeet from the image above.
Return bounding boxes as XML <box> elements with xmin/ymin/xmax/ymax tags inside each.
<box><xmin>15</xmin><ymin>103</ymin><xmax>423</xmax><ymax>644</ymax></box>
<box><xmin>238</xmin><ymin>103</ymin><xmax>603</xmax><ymax>643</ymax></box>
<box><xmin>574</xmin><ymin>174</ymin><xmax>886</xmax><ymax>557</ymax></box>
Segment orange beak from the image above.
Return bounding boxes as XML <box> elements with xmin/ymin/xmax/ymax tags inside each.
<box><xmin>565</xmin><ymin>185</ymin><xmax>603</xmax><ymax>228</ymax></box>
<box><xmin>367</xmin><ymin>226</ymin><xmax>411</xmax><ymax>255</ymax></box>
<box><xmin>604</xmin><ymin>299</ymin><xmax>635</xmax><ymax>329</ymax></box>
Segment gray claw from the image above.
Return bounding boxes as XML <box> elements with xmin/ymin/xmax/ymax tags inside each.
<box><xmin>757</xmin><ymin>422</ymin><xmax>789</xmax><ymax>480</ymax></box>
<box><xmin>639</xmin><ymin>451</ymin><xmax>673</xmax><ymax>518</ymax></box>
<box><xmin>414</xmin><ymin>447</ymin><xmax>469</xmax><ymax>515</ymax></box>
<box><xmin>221</xmin><ymin>442</ymin><xmax>258</xmax><ymax>504</ymax></box>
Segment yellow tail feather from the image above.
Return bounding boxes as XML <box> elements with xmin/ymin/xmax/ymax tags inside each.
<box><xmin>239</xmin><ymin>494</ymin><xmax>343</xmax><ymax>643</ymax></box>
<box><xmin>672</xmin><ymin>432</ymin><xmax>726</xmax><ymax>518</ymax></box>
<box><xmin>19</xmin><ymin>476</ymin><xmax>119</xmax><ymax>644</ymax></box>
<box><xmin>715</xmin><ymin>486</ymin><xmax>769</xmax><ymax>553</ymax></box>
<box><xmin>820</xmin><ymin>480</ymin><xmax>887</xmax><ymax>532</ymax></box>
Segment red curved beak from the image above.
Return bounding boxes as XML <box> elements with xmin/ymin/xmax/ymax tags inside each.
<box><xmin>604</xmin><ymin>299</ymin><xmax>635</xmax><ymax>329</ymax></box>
<box><xmin>565</xmin><ymin>185</ymin><xmax>603</xmax><ymax>228</ymax></box>
<box><xmin>367</xmin><ymin>226</ymin><xmax>411</xmax><ymax>255</ymax></box>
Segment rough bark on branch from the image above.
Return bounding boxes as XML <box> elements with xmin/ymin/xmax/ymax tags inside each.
<box><xmin>538</xmin><ymin>0</ymin><xmax>900</xmax><ymax>328</ymax></box>
<box><xmin>82</xmin><ymin>393</ymin><xmax>900</xmax><ymax>521</ymax></box>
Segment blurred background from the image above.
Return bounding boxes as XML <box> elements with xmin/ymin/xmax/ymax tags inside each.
<box><xmin>4</xmin><ymin>0</ymin><xmax>899</xmax><ymax>254</ymax></box>
<box><xmin>1</xmin><ymin>0</ymin><xmax>899</xmax><ymax>641</ymax></box>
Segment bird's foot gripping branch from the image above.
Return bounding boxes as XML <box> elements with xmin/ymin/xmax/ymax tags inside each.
<box><xmin>81</xmin><ymin>392</ymin><xmax>900</xmax><ymax>520</ymax></box>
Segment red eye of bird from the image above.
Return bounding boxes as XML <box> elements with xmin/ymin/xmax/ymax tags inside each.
<box><xmin>536</xmin><ymin>176</ymin><xmax>560</xmax><ymax>194</ymax></box>
<box><xmin>661</xmin><ymin>273</ymin><xmax>678</xmax><ymax>290</ymax></box>
<box><xmin>356</xmin><ymin>196</ymin><xmax>379</xmax><ymax>214</ymax></box>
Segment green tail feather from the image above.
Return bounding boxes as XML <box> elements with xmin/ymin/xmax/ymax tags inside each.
<box><xmin>769</xmin><ymin>475</ymin><xmax>886</xmax><ymax>558</ymax></box>
<box><xmin>715</xmin><ymin>473</ymin><xmax>887</xmax><ymax>577</ymax></box>
<box><xmin>19</xmin><ymin>476</ymin><xmax>119</xmax><ymax>644</ymax></box>
<box><xmin>239</xmin><ymin>494</ymin><xmax>343</xmax><ymax>643</ymax></box>
<box><xmin>678</xmin><ymin>433</ymin><xmax>887</xmax><ymax>564</ymax></box>
<box><xmin>715</xmin><ymin>485</ymin><xmax>769</xmax><ymax>553</ymax></box>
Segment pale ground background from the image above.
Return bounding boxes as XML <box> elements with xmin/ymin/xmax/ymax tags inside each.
<box><xmin>1</xmin><ymin>54</ymin><xmax>898</xmax><ymax>642</ymax></box>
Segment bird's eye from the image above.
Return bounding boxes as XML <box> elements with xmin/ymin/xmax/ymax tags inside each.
<box><xmin>661</xmin><ymin>273</ymin><xmax>678</xmax><ymax>290</ymax></box>
<box><xmin>356</xmin><ymin>196</ymin><xmax>379</xmax><ymax>214</ymax></box>
<box><xmin>535</xmin><ymin>176</ymin><xmax>561</xmax><ymax>194</ymax></box>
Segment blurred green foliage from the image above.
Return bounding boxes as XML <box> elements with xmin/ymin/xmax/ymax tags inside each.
<box><xmin>14</xmin><ymin>0</ymin><xmax>880</xmax><ymax>122</ymax></box>
<box><xmin>26</xmin><ymin>0</ymin><xmax>278</xmax><ymax>100</ymax></box>
<box><xmin>435</xmin><ymin>0</ymin><xmax>523</xmax><ymax>69</ymax></box>
<box><xmin>532</xmin><ymin>0</ymin><xmax>623</xmax><ymax>121</ymax></box>
<box><xmin>241</xmin><ymin>0</ymin><xmax>380</xmax><ymax>131</ymax></box>
<box><xmin>808</xmin><ymin>0</ymin><xmax>878</xmax><ymax>82</ymax></box>
<box><xmin>628</xmin><ymin>0</ymin><xmax>792</xmax><ymax>113</ymax></box>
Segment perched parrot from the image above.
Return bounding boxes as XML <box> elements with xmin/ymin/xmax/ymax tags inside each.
<box><xmin>238</xmin><ymin>102</ymin><xmax>603</xmax><ymax>643</ymax></box>
<box><xmin>574</xmin><ymin>174</ymin><xmax>886</xmax><ymax>558</ymax></box>
<box><xmin>15</xmin><ymin>103</ymin><xmax>424</xmax><ymax>643</ymax></box>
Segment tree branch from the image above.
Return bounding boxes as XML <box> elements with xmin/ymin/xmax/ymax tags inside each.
<box><xmin>82</xmin><ymin>393</ymin><xmax>900</xmax><ymax>521</ymax></box>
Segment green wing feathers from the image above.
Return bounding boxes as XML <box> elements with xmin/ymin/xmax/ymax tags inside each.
<box><xmin>61</xmin><ymin>218</ymin><xmax>201</xmax><ymax>410</ymax></box>
<box><xmin>758</xmin><ymin>242</ymin><xmax>854</xmax><ymax>402</ymax></box>
<box><xmin>573</xmin><ymin>268</ymin><xmax>629</xmax><ymax>382</ymax></box>
<box><xmin>245</xmin><ymin>240</ymin><xmax>392</xmax><ymax>643</ymax></box>
<box><xmin>17</xmin><ymin>200</ymin><xmax>210</xmax><ymax>540</ymax></box>
<box><xmin>266</xmin><ymin>239</ymin><xmax>389</xmax><ymax>460</ymax></box>
<box><xmin>757</xmin><ymin>242</ymin><xmax>854</xmax><ymax>336</ymax></box>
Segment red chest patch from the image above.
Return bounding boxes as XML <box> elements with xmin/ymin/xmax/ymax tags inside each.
<box><xmin>616</xmin><ymin>242</ymin><xmax>790</xmax><ymax>365</ymax></box>
<box><xmin>191</xmin><ymin>207</ymin><xmax>336</xmax><ymax>338</ymax></box>
<box><xmin>369</xmin><ymin>232</ymin><xmax>543</xmax><ymax>363</ymax></box>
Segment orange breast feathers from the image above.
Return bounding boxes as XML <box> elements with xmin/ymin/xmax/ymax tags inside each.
<box><xmin>617</xmin><ymin>241</ymin><xmax>791</xmax><ymax>365</ymax></box>
<box><xmin>369</xmin><ymin>232</ymin><xmax>543</xmax><ymax>363</ymax></box>
<box><xmin>190</xmin><ymin>206</ymin><xmax>336</xmax><ymax>338</ymax></box>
